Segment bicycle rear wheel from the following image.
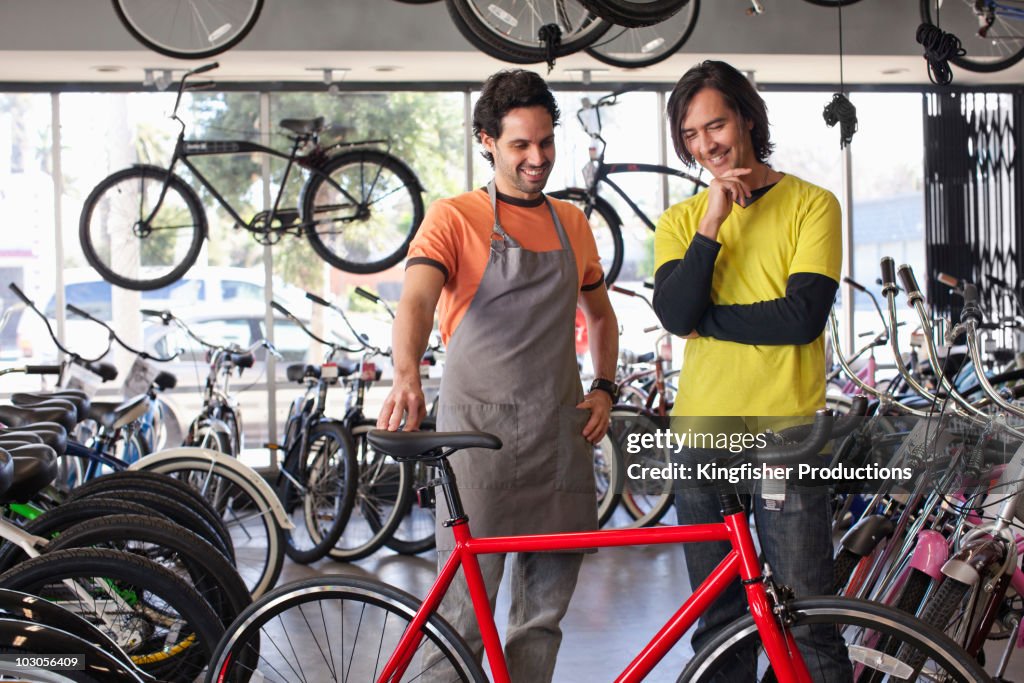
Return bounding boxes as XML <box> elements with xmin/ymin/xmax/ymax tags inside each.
<box><xmin>920</xmin><ymin>0</ymin><xmax>1024</xmax><ymax>73</ymax></box>
<box><xmin>680</xmin><ymin>596</ymin><xmax>989</xmax><ymax>682</ymax></box>
<box><xmin>547</xmin><ymin>188</ymin><xmax>624</xmax><ymax>285</ymax></box>
<box><xmin>328</xmin><ymin>421</ymin><xmax>412</xmax><ymax>562</ymax></box>
<box><xmin>446</xmin><ymin>0</ymin><xmax>611</xmax><ymax>64</ymax></box>
<box><xmin>80</xmin><ymin>166</ymin><xmax>205</xmax><ymax>292</ymax></box>
<box><xmin>111</xmin><ymin>0</ymin><xmax>264</xmax><ymax>59</ymax></box>
<box><xmin>378</xmin><ymin>459</ymin><xmax>438</xmax><ymax>555</ymax></box>
<box><xmin>209</xmin><ymin>575</ymin><xmax>486</xmax><ymax>682</ymax></box>
<box><xmin>585</xmin><ymin>0</ymin><xmax>699</xmax><ymax>68</ymax></box>
<box><xmin>301</xmin><ymin>149</ymin><xmax>424</xmax><ymax>275</ymax></box>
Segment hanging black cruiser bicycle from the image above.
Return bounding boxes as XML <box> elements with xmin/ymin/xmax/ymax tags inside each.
<box><xmin>79</xmin><ymin>62</ymin><xmax>425</xmax><ymax>292</ymax></box>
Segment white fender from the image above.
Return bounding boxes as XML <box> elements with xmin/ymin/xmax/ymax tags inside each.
<box><xmin>129</xmin><ymin>447</ymin><xmax>294</xmax><ymax>529</ymax></box>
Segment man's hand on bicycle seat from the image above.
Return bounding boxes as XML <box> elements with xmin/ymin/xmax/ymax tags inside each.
<box><xmin>378</xmin><ymin>376</ymin><xmax>427</xmax><ymax>432</ymax></box>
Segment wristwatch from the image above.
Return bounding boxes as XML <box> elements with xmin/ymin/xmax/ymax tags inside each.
<box><xmin>589</xmin><ymin>378</ymin><xmax>620</xmax><ymax>403</ymax></box>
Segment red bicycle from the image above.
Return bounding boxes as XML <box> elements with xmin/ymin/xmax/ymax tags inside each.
<box><xmin>207</xmin><ymin>402</ymin><xmax>987</xmax><ymax>682</ymax></box>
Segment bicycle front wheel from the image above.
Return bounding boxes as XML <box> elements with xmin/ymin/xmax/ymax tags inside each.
<box><xmin>281</xmin><ymin>421</ymin><xmax>358</xmax><ymax>564</ymax></box>
<box><xmin>111</xmin><ymin>0</ymin><xmax>264</xmax><ymax>59</ymax></box>
<box><xmin>80</xmin><ymin>166</ymin><xmax>205</xmax><ymax>291</ymax></box>
<box><xmin>609</xmin><ymin>406</ymin><xmax>674</xmax><ymax>527</ymax></box>
<box><xmin>920</xmin><ymin>0</ymin><xmax>1024</xmax><ymax>73</ymax></box>
<box><xmin>680</xmin><ymin>596</ymin><xmax>990</xmax><ymax>682</ymax></box>
<box><xmin>301</xmin><ymin>149</ymin><xmax>424</xmax><ymax>274</ymax></box>
<box><xmin>0</xmin><ymin>547</ymin><xmax>224</xmax><ymax>683</ymax></box>
<box><xmin>547</xmin><ymin>188</ymin><xmax>624</xmax><ymax>285</ymax></box>
<box><xmin>580</xmin><ymin>0</ymin><xmax>691</xmax><ymax>27</ymax></box>
<box><xmin>209</xmin><ymin>575</ymin><xmax>487</xmax><ymax>682</ymax></box>
<box><xmin>585</xmin><ymin>0</ymin><xmax>699</xmax><ymax>68</ymax></box>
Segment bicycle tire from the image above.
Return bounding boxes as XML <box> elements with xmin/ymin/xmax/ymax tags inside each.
<box><xmin>60</xmin><ymin>488</ymin><xmax>235</xmax><ymax>565</ymax></box>
<box><xmin>208</xmin><ymin>575</ymin><xmax>487</xmax><ymax>682</ymax></box>
<box><xmin>0</xmin><ymin>498</ymin><xmax>166</xmax><ymax>573</ymax></box>
<box><xmin>579</xmin><ymin>0</ymin><xmax>690</xmax><ymax>28</ymax></box>
<box><xmin>679</xmin><ymin>596</ymin><xmax>990</xmax><ymax>682</ymax></box>
<box><xmin>45</xmin><ymin>513</ymin><xmax>251</xmax><ymax>630</ymax></box>
<box><xmin>186</xmin><ymin>418</ymin><xmax>234</xmax><ymax>456</ymax></box>
<box><xmin>892</xmin><ymin>567</ymin><xmax>933</xmax><ymax>616</ymax></box>
<box><xmin>585</xmin><ymin>0</ymin><xmax>699</xmax><ymax>69</ymax></box>
<box><xmin>802</xmin><ymin>0</ymin><xmax>864</xmax><ymax>5</ymax></box>
<box><xmin>594</xmin><ymin>431</ymin><xmax>624</xmax><ymax>527</ymax></box>
<box><xmin>79</xmin><ymin>165</ymin><xmax>206</xmax><ymax>292</ymax></box>
<box><xmin>547</xmin><ymin>188</ymin><xmax>624</xmax><ymax>285</ymax></box>
<box><xmin>446</xmin><ymin>0</ymin><xmax>611</xmax><ymax>64</ymax></box>
<box><xmin>133</xmin><ymin>457</ymin><xmax>284</xmax><ymax>598</ymax></box>
<box><xmin>0</xmin><ymin>547</ymin><xmax>224</xmax><ymax>683</ymax></box>
<box><xmin>328</xmin><ymin>421</ymin><xmax>413</xmax><ymax>562</ymax></box>
<box><xmin>280</xmin><ymin>421</ymin><xmax>358</xmax><ymax>564</ymax></box>
<box><xmin>111</xmin><ymin>0</ymin><xmax>263</xmax><ymax>59</ymax></box>
<box><xmin>301</xmin><ymin>149</ymin><xmax>425</xmax><ymax>275</ymax></box>
<box><xmin>379</xmin><ymin>459</ymin><xmax>438</xmax><ymax>555</ymax></box>
<box><xmin>903</xmin><ymin>575</ymin><xmax>992</xmax><ymax>671</ymax></box>
<box><xmin>832</xmin><ymin>547</ymin><xmax>862</xmax><ymax>595</ymax></box>
<box><xmin>920</xmin><ymin>0</ymin><xmax>1024</xmax><ymax>73</ymax></box>
<box><xmin>67</xmin><ymin>471</ymin><xmax>235</xmax><ymax>562</ymax></box>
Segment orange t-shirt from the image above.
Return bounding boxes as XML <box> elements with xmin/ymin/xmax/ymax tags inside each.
<box><xmin>406</xmin><ymin>188</ymin><xmax>604</xmax><ymax>343</ymax></box>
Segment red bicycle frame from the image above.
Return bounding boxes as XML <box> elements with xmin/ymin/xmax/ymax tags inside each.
<box><xmin>377</xmin><ymin>510</ymin><xmax>812</xmax><ymax>683</ymax></box>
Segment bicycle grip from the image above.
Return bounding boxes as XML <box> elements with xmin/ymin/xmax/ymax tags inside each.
<box><xmin>80</xmin><ymin>360</ymin><xmax>118</xmax><ymax>382</ymax></box>
<box><xmin>842</xmin><ymin>276</ymin><xmax>867</xmax><ymax>293</ymax></box>
<box><xmin>354</xmin><ymin>287</ymin><xmax>380</xmax><ymax>303</ymax></box>
<box><xmin>7</xmin><ymin>282</ymin><xmax>30</xmax><ymax>305</ymax></box>
<box><xmin>191</xmin><ymin>62</ymin><xmax>219</xmax><ymax>75</ymax></box>
<box><xmin>961</xmin><ymin>283</ymin><xmax>983</xmax><ymax>324</ymax></box>
<box><xmin>66</xmin><ymin>303</ymin><xmax>95</xmax><ymax>320</ymax></box>
<box><xmin>305</xmin><ymin>291</ymin><xmax>331</xmax><ymax>307</ymax></box>
<box><xmin>879</xmin><ymin>257</ymin><xmax>896</xmax><ymax>291</ymax></box>
<box><xmin>270</xmin><ymin>301</ymin><xmax>290</xmax><ymax>316</ymax></box>
<box><xmin>25</xmin><ymin>365</ymin><xmax>61</xmax><ymax>375</ymax></box>
<box><xmin>897</xmin><ymin>264</ymin><xmax>923</xmax><ymax>303</ymax></box>
<box><xmin>610</xmin><ymin>285</ymin><xmax>636</xmax><ymax>297</ymax></box>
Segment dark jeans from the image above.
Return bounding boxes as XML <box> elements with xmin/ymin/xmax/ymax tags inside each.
<box><xmin>674</xmin><ymin>448</ymin><xmax>852</xmax><ymax>682</ymax></box>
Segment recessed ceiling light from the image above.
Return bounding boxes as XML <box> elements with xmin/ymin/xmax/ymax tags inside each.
<box><xmin>374</xmin><ymin>66</ymin><xmax>399</xmax><ymax>73</ymax></box>
<box><xmin>92</xmin><ymin>65</ymin><xmax>123</xmax><ymax>73</ymax></box>
<box><xmin>881</xmin><ymin>67</ymin><xmax>909</xmax><ymax>75</ymax></box>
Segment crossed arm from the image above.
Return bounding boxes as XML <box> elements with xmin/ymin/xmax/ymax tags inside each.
<box><xmin>652</xmin><ymin>235</ymin><xmax>838</xmax><ymax>346</ymax></box>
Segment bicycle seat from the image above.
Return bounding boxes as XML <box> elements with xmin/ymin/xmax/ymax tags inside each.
<box><xmin>154</xmin><ymin>370</ymin><xmax>177</xmax><ymax>391</ymax></box>
<box><xmin>0</xmin><ymin>445</ymin><xmax>57</xmax><ymax>504</ymax></box>
<box><xmin>279</xmin><ymin>117</ymin><xmax>325</xmax><ymax>135</ymax></box>
<box><xmin>0</xmin><ymin>424</ymin><xmax>67</xmax><ymax>455</ymax></box>
<box><xmin>12</xmin><ymin>391</ymin><xmax>91</xmax><ymax>418</ymax></box>
<box><xmin>0</xmin><ymin>404</ymin><xmax>76</xmax><ymax>433</ymax></box>
<box><xmin>85</xmin><ymin>394</ymin><xmax>149</xmax><ymax>431</ymax></box>
<box><xmin>368</xmin><ymin>429</ymin><xmax>501</xmax><ymax>462</ymax></box>
<box><xmin>10</xmin><ymin>396</ymin><xmax>79</xmax><ymax>424</ymax></box>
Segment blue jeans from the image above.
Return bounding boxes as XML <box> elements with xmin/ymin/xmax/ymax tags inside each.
<box><xmin>674</xmin><ymin>448</ymin><xmax>852</xmax><ymax>682</ymax></box>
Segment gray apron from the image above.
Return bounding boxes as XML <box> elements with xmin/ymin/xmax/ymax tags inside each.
<box><xmin>435</xmin><ymin>182</ymin><xmax>597</xmax><ymax>551</ymax></box>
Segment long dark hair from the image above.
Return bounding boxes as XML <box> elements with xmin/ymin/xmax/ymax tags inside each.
<box><xmin>666</xmin><ymin>60</ymin><xmax>773</xmax><ymax>167</ymax></box>
<box><xmin>473</xmin><ymin>69</ymin><xmax>560</xmax><ymax>166</ymax></box>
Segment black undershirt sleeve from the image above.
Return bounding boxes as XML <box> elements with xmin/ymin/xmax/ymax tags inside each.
<box><xmin>652</xmin><ymin>233</ymin><xmax>721</xmax><ymax>336</ymax></box>
<box><xmin>696</xmin><ymin>273</ymin><xmax>838</xmax><ymax>345</ymax></box>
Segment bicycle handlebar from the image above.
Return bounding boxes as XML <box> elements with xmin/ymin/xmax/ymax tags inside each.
<box><xmin>897</xmin><ymin>265</ymin><xmax>923</xmax><ymax>305</ymax></box>
<box><xmin>189</xmin><ymin>62</ymin><xmax>219</xmax><ymax>76</ymax></box>
<box><xmin>8</xmin><ymin>283</ymin><xmax>111</xmax><ymax>364</ymax></box>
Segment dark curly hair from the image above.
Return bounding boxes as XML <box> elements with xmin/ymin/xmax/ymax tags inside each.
<box><xmin>473</xmin><ymin>69</ymin><xmax>560</xmax><ymax>166</ymax></box>
<box><xmin>666</xmin><ymin>60</ymin><xmax>774</xmax><ymax>168</ymax></box>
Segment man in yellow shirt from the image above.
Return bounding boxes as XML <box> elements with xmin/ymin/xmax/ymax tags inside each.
<box><xmin>654</xmin><ymin>60</ymin><xmax>848</xmax><ymax>680</ymax></box>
